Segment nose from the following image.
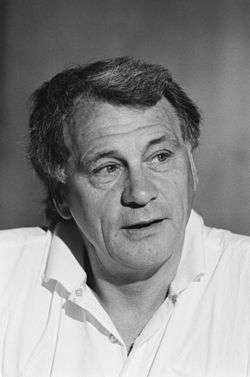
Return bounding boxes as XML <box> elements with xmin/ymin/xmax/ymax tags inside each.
<box><xmin>121</xmin><ymin>169</ymin><xmax>158</xmax><ymax>207</ymax></box>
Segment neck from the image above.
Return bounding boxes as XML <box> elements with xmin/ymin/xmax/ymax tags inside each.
<box><xmin>56</xmin><ymin>220</ymin><xmax>182</xmax><ymax>350</ymax></box>
<box><xmin>90</xmin><ymin>263</ymin><xmax>172</xmax><ymax>313</ymax></box>
<box><xmin>85</xmin><ymin>252</ymin><xmax>178</xmax><ymax>351</ymax></box>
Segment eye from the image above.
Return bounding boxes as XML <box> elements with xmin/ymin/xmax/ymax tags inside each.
<box><xmin>147</xmin><ymin>149</ymin><xmax>174</xmax><ymax>172</ymax></box>
<box><xmin>91</xmin><ymin>163</ymin><xmax>121</xmax><ymax>183</ymax></box>
<box><xmin>94</xmin><ymin>164</ymin><xmax>118</xmax><ymax>174</ymax></box>
<box><xmin>152</xmin><ymin>150</ymin><xmax>173</xmax><ymax>162</ymax></box>
<box><xmin>102</xmin><ymin>165</ymin><xmax>118</xmax><ymax>174</ymax></box>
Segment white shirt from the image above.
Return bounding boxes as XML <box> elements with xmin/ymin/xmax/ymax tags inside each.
<box><xmin>0</xmin><ymin>211</ymin><xmax>249</xmax><ymax>377</ymax></box>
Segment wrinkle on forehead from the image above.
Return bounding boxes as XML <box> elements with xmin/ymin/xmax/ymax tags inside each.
<box><xmin>64</xmin><ymin>97</ymin><xmax>183</xmax><ymax>163</ymax></box>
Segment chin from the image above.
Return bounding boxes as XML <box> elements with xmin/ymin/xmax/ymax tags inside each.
<box><xmin>116</xmin><ymin>242</ymin><xmax>172</xmax><ymax>268</ymax></box>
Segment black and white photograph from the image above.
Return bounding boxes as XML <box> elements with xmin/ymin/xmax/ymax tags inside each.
<box><xmin>0</xmin><ymin>1</ymin><xmax>249</xmax><ymax>376</ymax></box>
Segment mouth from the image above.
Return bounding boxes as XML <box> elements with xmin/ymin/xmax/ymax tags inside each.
<box><xmin>121</xmin><ymin>218</ymin><xmax>166</xmax><ymax>240</ymax></box>
<box><xmin>123</xmin><ymin>218</ymin><xmax>164</xmax><ymax>230</ymax></box>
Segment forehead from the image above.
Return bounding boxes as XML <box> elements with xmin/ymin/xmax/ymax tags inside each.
<box><xmin>67</xmin><ymin>97</ymin><xmax>182</xmax><ymax>154</ymax></box>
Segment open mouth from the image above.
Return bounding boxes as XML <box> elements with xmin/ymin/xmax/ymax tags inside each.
<box><xmin>123</xmin><ymin>219</ymin><xmax>163</xmax><ymax>230</ymax></box>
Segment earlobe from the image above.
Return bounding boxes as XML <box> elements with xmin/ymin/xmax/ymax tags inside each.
<box><xmin>52</xmin><ymin>187</ymin><xmax>72</xmax><ymax>220</ymax></box>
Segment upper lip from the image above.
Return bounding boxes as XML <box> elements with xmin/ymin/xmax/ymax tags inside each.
<box><xmin>122</xmin><ymin>218</ymin><xmax>164</xmax><ymax>229</ymax></box>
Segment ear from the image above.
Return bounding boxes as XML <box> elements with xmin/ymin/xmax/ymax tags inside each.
<box><xmin>187</xmin><ymin>145</ymin><xmax>199</xmax><ymax>191</ymax></box>
<box><xmin>52</xmin><ymin>185</ymin><xmax>72</xmax><ymax>220</ymax></box>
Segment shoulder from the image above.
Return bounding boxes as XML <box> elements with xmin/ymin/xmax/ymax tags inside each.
<box><xmin>0</xmin><ymin>227</ymin><xmax>51</xmax><ymax>297</ymax></box>
<box><xmin>202</xmin><ymin>222</ymin><xmax>250</xmax><ymax>286</ymax></box>
<box><xmin>0</xmin><ymin>226</ymin><xmax>48</xmax><ymax>243</ymax></box>
<box><xmin>204</xmin><ymin>223</ymin><xmax>250</xmax><ymax>258</ymax></box>
<box><xmin>0</xmin><ymin>227</ymin><xmax>50</xmax><ymax>254</ymax></box>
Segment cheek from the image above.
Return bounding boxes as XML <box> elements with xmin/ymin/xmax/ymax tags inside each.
<box><xmin>67</xmin><ymin>179</ymin><xmax>99</xmax><ymax>228</ymax></box>
<box><xmin>68</xmin><ymin>178</ymin><xmax>120</xmax><ymax>232</ymax></box>
<box><xmin>175</xmin><ymin>153</ymin><xmax>195</xmax><ymax>191</ymax></box>
<box><xmin>158</xmin><ymin>161</ymin><xmax>194</xmax><ymax>216</ymax></box>
<box><xmin>162</xmin><ymin>163</ymin><xmax>191</xmax><ymax>196</ymax></box>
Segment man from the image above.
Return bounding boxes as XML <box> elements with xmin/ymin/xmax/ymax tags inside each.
<box><xmin>0</xmin><ymin>57</ymin><xmax>249</xmax><ymax>377</ymax></box>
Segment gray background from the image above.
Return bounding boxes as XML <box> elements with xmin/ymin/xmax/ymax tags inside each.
<box><xmin>0</xmin><ymin>0</ymin><xmax>249</xmax><ymax>235</ymax></box>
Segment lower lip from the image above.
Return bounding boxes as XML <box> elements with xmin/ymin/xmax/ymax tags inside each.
<box><xmin>122</xmin><ymin>220</ymin><xmax>165</xmax><ymax>240</ymax></box>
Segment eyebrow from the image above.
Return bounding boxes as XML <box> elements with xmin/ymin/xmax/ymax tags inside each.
<box><xmin>146</xmin><ymin>135</ymin><xmax>177</xmax><ymax>148</ymax></box>
<box><xmin>79</xmin><ymin>150</ymin><xmax>124</xmax><ymax>170</ymax></box>
<box><xmin>143</xmin><ymin>134</ymin><xmax>180</xmax><ymax>152</ymax></box>
<box><xmin>88</xmin><ymin>150</ymin><xmax>120</xmax><ymax>162</ymax></box>
<box><xmin>81</xmin><ymin>134</ymin><xmax>179</xmax><ymax>166</ymax></box>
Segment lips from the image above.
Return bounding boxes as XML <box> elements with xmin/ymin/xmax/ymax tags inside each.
<box><xmin>122</xmin><ymin>218</ymin><xmax>164</xmax><ymax>230</ymax></box>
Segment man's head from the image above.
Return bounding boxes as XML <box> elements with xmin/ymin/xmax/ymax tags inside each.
<box><xmin>29</xmin><ymin>56</ymin><xmax>201</xmax><ymax>227</ymax></box>
<box><xmin>29</xmin><ymin>57</ymin><xmax>201</xmax><ymax>280</ymax></box>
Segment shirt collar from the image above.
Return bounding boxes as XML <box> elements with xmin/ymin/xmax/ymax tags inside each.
<box><xmin>169</xmin><ymin>209</ymin><xmax>206</xmax><ymax>296</ymax></box>
<box><xmin>43</xmin><ymin>221</ymin><xmax>87</xmax><ymax>294</ymax></box>
<box><xmin>43</xmin><ymin>210</ymin><xmax>206</xmax><ymax>295</ymax></box>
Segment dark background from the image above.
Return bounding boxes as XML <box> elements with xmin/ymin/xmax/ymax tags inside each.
<box><xmin>1</xmin><ymin>0</ymin><xmax>249</xmax><ymax>235</ymax></box>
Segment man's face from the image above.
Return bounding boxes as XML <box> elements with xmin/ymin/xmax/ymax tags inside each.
<box><xmin>64</xmin><ymin>98</ymin><xmax>197</xmax><ymax>281</ymax></box>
